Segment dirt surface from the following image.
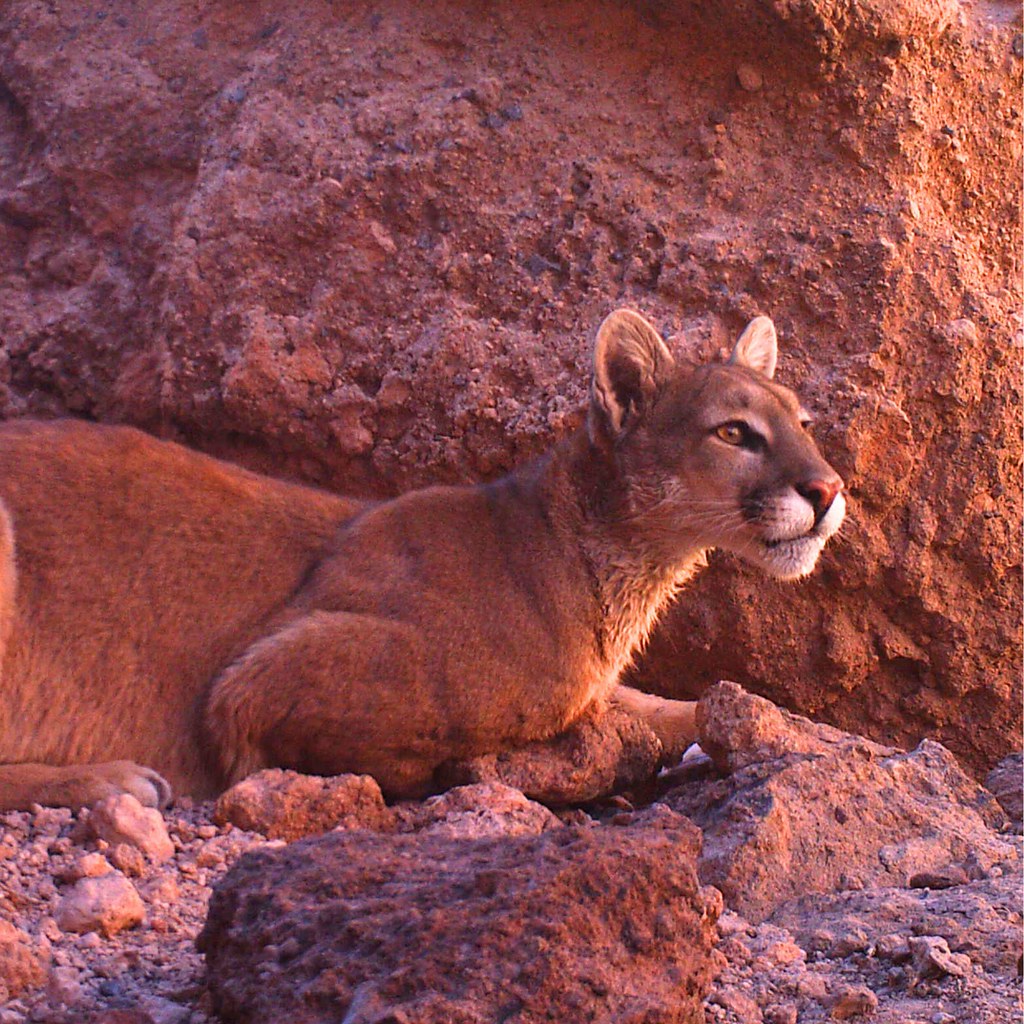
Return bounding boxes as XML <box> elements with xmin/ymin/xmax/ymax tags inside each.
<box><xmin>0</xmin><ymin>0</ymin><xmax>1019</xmax><ymax>773</ymax></box>
<box><xmin>0</xmin><ymin>688</ymin><xmax>1019</xmax><ymax>1022</ymax></box>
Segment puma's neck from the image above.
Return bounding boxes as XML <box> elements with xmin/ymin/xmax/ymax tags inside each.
<box><xmin>582</xmin><ymin>532</ymin><xmax>706</xmax><ymax>681</ymax></box>
<box><xmin>540</xmin><ymin>430</ymin><xmax>709</xmax><ymax>682</ymax></box>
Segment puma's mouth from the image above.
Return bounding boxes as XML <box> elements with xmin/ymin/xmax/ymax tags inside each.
<box><xmin>763</xmin><ymin>533</ymin><xmax>812</xmax><ymax>550</ymax></box>
<box><xmin>756</xmin><ymin>533</ymin><xmax>826</xmax><ymax>579</ymax></box>
<box><xmin>753</xmin><ymin>494</ymin><xmax>845</xmax><ymax>579</ymax></box>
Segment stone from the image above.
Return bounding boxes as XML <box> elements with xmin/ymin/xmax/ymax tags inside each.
<box><xmin>395</xmin><ymin>782</ymin><xmax>562</xmax><ymax>838</ymax></box>
<box><xmin>58</xmin><ymin>852</ymin><xmax>112</xmax><ymax>883</ymax></box>
<box><xmin>439</xmin><ymin>708</ymin><xmax>662</xmax><ymax>805</ymax></box>
<box><xmin>46</xmin><ymin>964</ymin><xmax>83</xmax><ymax>1006</ymax></box>
<box><xmin>984</xmin><ymin>753</ymin><xmax>1022</xmax><ymax>829</ymax></box>
<box><xmin>709</xmin><ymin>984</ymin><xmax>763</xmax><ymax>1022</ymax></box>
<box><xmin>875</xmin><ymin>934</ymin><xmax>910</xmax><ymax>961</ymax></box>
<box><xmin>830</xmin><ymin>985</ymin><xmax>878</xmax><ymax>1018</ymax></box>
<box><xmin>736</xmin><ymin>64</ymin><xmax>764</xmax><ymax>92</ymax></box>
<box><xmin>200</xmin><ymin>811</ymin><xmax>716</xmax><ymax>1023</ymax></box>
<box><xmin>0</xmin><ymin>922</ymin><xmax>48</xmax><ymax>999</ymax></box>
<box><xmin>909</xmin><ymin>866</ymin><xmax>969</xmax><ymax>889</ymax></box>
<box><xmin>669</xmin><ymin>683</ymin><xmax>1017</xmax><ymax>921</ymax></box>
<box><xmin>908</xmin><ymin>936</ymin><xmax>972</xmax><ymax>980</ymax></box>
<box><xmin>138</xmin><ymin>995</ymin><xmax>191</xmax><ymax>1024</ymax></box>
<box><xmin>772</xmin><ymin>874</ymin><xmax>1021</xmax><ymax>977</ymax></box>
<box><xmin>214</xmin><ymin>769</ymin><xmax>394</xmax><ymax>841</ymax></box>
<box><xmin>695</xmin><ymin>681</ymin><xmax>888</xmax><ymax>774</ymax></box>
<box><xmin>831</xmin><ymin>928</ymin><xmax>870</xmax><ymax>957</ymax></box>
<box><xmin>108</xmin><ymin>843</ymin><xmax>147</xmax><ymax>877</ymax></box>
<box><xmin>86</xmin><ymin>795</ymin><xmax>174</xmax><ymax>864</ymax></box>
<box><xmin>54</xmin><ymin>872</ymin><xmax>145</xmax><ymax>937</ymax></box>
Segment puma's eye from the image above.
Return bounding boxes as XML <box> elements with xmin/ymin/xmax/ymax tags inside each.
<box><xmin>716</xmin><ymin>422</ymin><xmax>746</xmax><ymax>446</ymax></box>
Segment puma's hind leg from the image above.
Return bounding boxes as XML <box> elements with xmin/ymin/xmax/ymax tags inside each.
<box><xmin>205</xmin><ymin>611</ymin><xmax>445</xmax><ymax>800</ymax></box>
<box><xmin>0</xmin><ymin>503</ymin><xmax>173</xmax><ymax>813</ymax></box>
<box><xmin>611</xmin><ymin>685</ymin><xmax>698</xmax><ymax>765</ymax></box>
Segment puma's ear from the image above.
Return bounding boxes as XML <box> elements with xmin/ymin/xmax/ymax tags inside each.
<box><xmin>729</xmin><ymin>316</ymin><xmax>778</xmax><ymax>379</ymax></box>
<box><xmin>589</xmin><ymin>309</ymin><xmax>675</xmax><ymax>442</ymax></box>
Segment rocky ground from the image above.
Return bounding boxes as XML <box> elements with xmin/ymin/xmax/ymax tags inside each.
<box><xmin>0</xmin><ymin>685</ymin><xmax>1018</xmax><ymax>1023</ymax></box>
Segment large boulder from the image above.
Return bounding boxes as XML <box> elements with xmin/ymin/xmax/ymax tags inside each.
<box><xmin>0</xmin><ymin>0</ymin><xmax>1018</xmax><ymax>774</ymax></box>
<box><xmin>667</xmin><ymin>683</ymin><xmax>1018</xmax><ymax>922</ymax></box>
<box><xmin>199</xmin><ymin>809</ymin><xmax>719</xmax><ymax>1023</ymax></box>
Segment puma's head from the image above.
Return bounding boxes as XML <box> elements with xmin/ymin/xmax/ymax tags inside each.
<box><xmin>587</xmin><ymin>308</ymin><xmax>845</xmax><ymax>580</ymax></box>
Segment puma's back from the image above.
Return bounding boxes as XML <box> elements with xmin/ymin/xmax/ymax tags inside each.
<box><xmin>0</xmin><ymin>419</ymin><xmax>361</xmax><ymax>792</ymax></box>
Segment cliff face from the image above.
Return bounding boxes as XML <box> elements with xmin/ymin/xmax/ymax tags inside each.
<box><xmin>0</xmin><ymin>0</ymin><xmax>1019</xmax><ymax>769</ymax></box>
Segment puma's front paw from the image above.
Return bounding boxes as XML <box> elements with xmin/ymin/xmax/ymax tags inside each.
<box><xmin>0</xmin><ymin>761</ymin><xmax>173</xmax><ymax>812</ymax></box>
<box><xmin>76</xmin><ymin>761</ymin><xmax>173</xmax><ymax>809</ymax></box>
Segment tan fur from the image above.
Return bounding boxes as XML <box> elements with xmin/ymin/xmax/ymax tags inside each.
<box><xmin>0</xmin><ymin>311</ymin><xmax>844</xmax><ymax>809</ymax></box>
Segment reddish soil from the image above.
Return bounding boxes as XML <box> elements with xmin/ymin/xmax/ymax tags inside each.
<box><xmin>0</xmin><ymin>0</ymin><xmax>1019</xmax><ymax>774</ymax></box>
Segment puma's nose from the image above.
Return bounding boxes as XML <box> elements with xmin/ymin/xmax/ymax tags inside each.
<box><xmin>797</xmin><ymin>476</ymin><xmax>844</xmax><ymax>524</ymax></box>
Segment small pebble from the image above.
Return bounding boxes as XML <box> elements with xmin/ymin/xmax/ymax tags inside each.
<box><xmin>736</xmin><ymin>64</ymin><xmax>763</xmax><ymax>92</ymax></box>
<box><xmin>46</xmin><ymin>965</ymin><xmax>82</xmax><ymax>1006</ymax></box>
<box><xmin>831</xmin><ymin>984</ymin><xmax>878</xmax><ymax>1019</ymax></box>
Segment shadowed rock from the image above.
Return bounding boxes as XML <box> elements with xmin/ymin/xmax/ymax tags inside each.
<box><xmin>438</xmin><ymin>707</ymin><xmax>662</xmax><ymax>805</ymax></box>
<box><xmin>668</xmin><ymin>683</ymin><xmax>1017</xmax><ymax>922</ymax></box>
<box><xmin>200</xmin><ymin>809</ymin><xmax>718</xmax><ymax>1024</ymax></box>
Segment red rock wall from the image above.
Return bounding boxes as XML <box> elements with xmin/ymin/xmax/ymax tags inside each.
<box><xmin>0</xmin><ymin>0</ymin><xmax>1019</xmax><ymax>770</ymax></box>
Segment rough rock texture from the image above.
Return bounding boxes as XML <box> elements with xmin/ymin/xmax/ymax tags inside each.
<box><xmin>0</xmin><ymin>921</ymin><xmax>48</xmax><ymax>1001</ymax></box>
<box><xmin>709</xmin><ymin>871</ymin><xmax>1023</xmax><ymax>1024</ymax></box>
<box><xmin>85</xmin><ymin>795</ymin><xmax>175</xmax><ymax>865</ymax></box>
<box><xmin>985</xmin><ymin>752</ymin><xmax>1023</xmax><ymax>829</ymax></box>
<box><xmin>0</xmin><ymin>0</ymin><xmax>1019</xmax><ymax>774</ymax></box>
<box><xmin>54</xmin><ymin>873</ymin><xmax>146</xmax><ymax>937</ymax></box>
<box><xmin>0</xmin><ymin>698</ymin><xmax>1021</xmax><ymax>1022</ymax></box>
<box><xmin>212</xmin><ymin>769</ymin><xmax>394</xmax><ymax>841</ymax></box>
<box><xmin>0</xmin><ymin>781</ymin><xmax>570</xmax><ymax>1021</ymax></box>
<box><xmin>393</xmin><ymin>781</ymin><xmax>562</xmax><ymax>838</ymax></box>
<box><xmin>668</xmin><ymin>683</ymin><xmax>1018</xmax><ymax>922</ymax></box>
<box><xmin>771</xmin><ymin>874</ymin><xmax>1023</xmax><ymax>979</ymax></box>
<box><xmin>696</xmin><ymin>679</ymin><xmax>883</xmax><ymax>772</ymax></box>
<box><xmin>439</xmin><ymin>707</ymin><xmax>663</xmax><ymax>805</ymax></box>
<box><xmin>199</xmin><ymin>810</ymin><xmax>718</xmax><ymax>1024</ymax></box>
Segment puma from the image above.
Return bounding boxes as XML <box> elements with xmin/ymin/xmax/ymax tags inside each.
<box><xmin>0</xmin><ymin>310</ymin><xmax>844</xmax><ymax>810</ymax></box>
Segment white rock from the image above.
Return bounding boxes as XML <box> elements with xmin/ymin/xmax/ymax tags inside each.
<box><xmin>140</xmin><ymin>995</ymin><xmax>191</xmax><ymax>1024</ymax></box>
<box><xmin>54</xmin><ymin>872</ymin><xmax>145</xmax><ymax>937</ymax></box>
<box><xmin>87</xmin><ymin>794</ymin><xmax>174</xmax><ymax>864</ymax></box>
<box><xmin>909</xmin><ymin>935</ymin><xmax>972</xmax><ymax>979</ymax></box>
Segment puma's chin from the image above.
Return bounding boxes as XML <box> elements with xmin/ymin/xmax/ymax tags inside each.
<box><xmin>754</xmin><ymin>534</ymin><xmax>828</xmax><ymax>580</ymax></box>
<box><xmin>745</xmin><ymin>493</ymin><xmax>846</xmax><ymax>580</ymax></box>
